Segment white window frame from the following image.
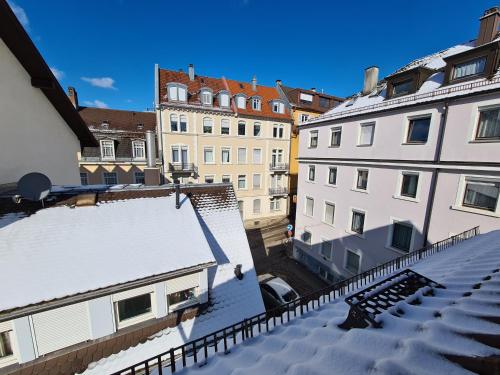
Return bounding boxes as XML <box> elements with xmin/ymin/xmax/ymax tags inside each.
<box><xmin>353</xmin><ymin>168</ymin><xmax>369</xmax><ymax>193</ymax></box>
<box><xmin>167</xmin><ymin>83</ymin><xmax>187</xmax><ymax>102</ymax></box>
<box><xmin>329</xmin><ymin>126</ymin><xmax>342</xmax><ymax>147</ymax></box>
<box><xmin>404</xmin><ymin>114</ymin><xmax>432</xmax><ymax>144</ymax></box>
<box><xmin>132</xmin><ymin>140</ymin><xmax>146</xmax><ymax>160</ymax></box>
<box><xmin>134</xmin><ymin>171</ymin><xmax>145</xmax><ymax>184</ymax></box>
<box><xmin>386</xmin><ymin>217</ymin><xmax>416</xmax><ymax>254</ymax></box>
<box><xmin>327</xmin><ymin>166</ymin><xmax>338</xmax><ymax>187</ymax></box>
<box><xmin>238</xmin><ymin>121</ymin><xmax>246</xmax><ymax>136</ymax></box>
<box><xmin>203</xmin><ymin>117</ymin><xmax>214</xmax><ymax>134</ymax></box>
<box><xmin>394</xmin><ymin>170</ymin><xmax>421</xmax><ymax>202</ymax></box>
<box><xmin>252</xmin><ymin>173</ymin><xmax>262</xmax><ymax>189</ymax></box>
<box><xmin>179</xmin><ymin>114</ymin><xmax>188</xmax><ymax>132</ymax></box>
<box><xmin>167</xmin><ymin>286</ymin><xmax>199</xmax><ymax>312</ymax></box>
<box><xmin>253</xmin><ymin>122</ymin><xmax>262</xmax><ymax>137</ymax></box>
<box><xmin>80</xmin><ymin>172</ymin><xmax>89</xmax><ymax>186</ymax></box>
<box><xmin>237</xmin><ymin>175</ymin><xmax>247</xmax><ymax>190</ymax></box>
<box><xmin>170</xmin><ymin>113</ymin><xmax>179</xmax><ymax>132</ymax></box>
<box><xmin>252</xmin><ymin>148</ymin><xmax>262</xmax><ymax>164</ymax></box>
<box><xmin>253</xmin><ymin>198</ymin><xmax>261</xmax><ymax>214</ymax></box>
<box><xmin>0</xmin><ymin>329</ymin><xmax>17</xmax><ymax>367</ymax></box>
<box><xmin>221</xmin><ymin>146</ymin><xmax>231</xmax><ymax>164</ymax></box>
<box><xmin>347</xmin><ymin>208</ymin><xmax>366</xmax><ymax>238</ymax></box>
<box><xmin>220</xmin><ymin>118</ymin><xmax>230</xmax><ymax>135</ymax></box>
<box><xmin>471</xmin><ymin>103</ymin><xmax>500</xmax><ymax>143</ymax></box>
<box><xmin>300</xmin><ymin>113</ymin><xmax>310</xmax><ymax>123</ymax></box>
<box><xmin>204</xmin><ymin>175</ymin><xmax>215</xmax><ymax>184</ymax></box>
<box><xmin>251</xmin><ymin>97</ymin><xmax>262</xmax><ymax>111</ymax></box>
<box><xmin>308</xmin><ymin>130</ymin><xmax>318</xmax><ymax>148</ymax></box>
<box><xmin>235</xmin><ymin>94</ymin><xmax>247</xmax><ymax>109</ymax></box>
<box><xmin>322</xmin><ymin>201</ymin><xmax>335</xmax><ymax>226</ymax></box>
<box><xmin>270</xmin><ymin>198</ymin><xmax>281</xmax><ymax>211</ymax></box>
<box><xmin>113</xmin><ymin>287</ymin><xmax>156</xmax><ymax>329</ymax></box>
<box><xmin>452</xmin><ymin>174</ymin><xmax>500</xmax><ymax>217</ymax></box>
<box><xmin>221</xmin><ymin>174</ymin><xmax>231</xmax><ymax>183</ymax></box>
<box><xmin>100</xmin><ymin>139</ymin><xmax>115</xmax><ymax>160</ymax></box>
<box><xmin>171</xmin><ymin>144</ymin><xmax>189</xmax><ymax>164</ymax></box>
<box><xmin>320</xmin><ymin>238</ymin><xmax>333</xmax><ymax>260</ymax></box>
<box><xmin>358</xmin><ymin>122</ymin><xmax>375</xmax><ymax>146</ymax></box>
<box><xmin>103</xmin><ymin>172</ymin><xmax>118</xmax><ymax>185</ymax></box>
<box><xmin>307</xmin><ymin>164</ymin><xmax>316</xmax><ymax>182</ymax></box>
<box><xmin>304</xmin><ymin>196</ymin><xmax>314</xmax><ymax>217</ymax></box>
<box><xmin>203</xmin><ymin>146</ymin><xmax>215</xmax><ymax>164</ymax></box>
<box><xmin>272</xmin><ymin>100</ymin><xmax>285</xmax><ymax>114</ymax></box>
<box><xmin>273</xmin><ymin>124</ymin><xmax>284</xmax><ymax>139</ymax></box>
<box><xmin>200</xmin><ymin>88</ymin><xmax>213</xmax><ymax>106</ymax></box>
<box><xmin>344</xmin><ymin>248</ymin><xmax>362</xmax><ymax>274</ymax></box>
<box><xmin>219</xmin><ymin>92</ymin><xmax>230</xmax><ymax>108</ymax></box>
<box><xmin>237</xmin><ymin>147</ymin><xmax>247</xmax><ymax>164</ymax></box>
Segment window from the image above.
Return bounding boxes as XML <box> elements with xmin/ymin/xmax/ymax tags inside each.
<box><xmin>301</xmin><ymin>230</ymin><xmax>312</xmax><ymax>245</ymax></box>
<box><xmin>320</xmin><ymin>240</ymin><xmax>332</xmax><ymax>260</ymax></box>
<box><xmin>401</xmin><ymin>173</ymin><xmax>419</xmax><ymax>198</ymax></box>
<box><xmin>238</xmin><ymin>200</ymin><xmax>244</xmax><ymax>216</ymax></box>
<box><xmin>358</xmin><ymin>123</ymin><xmax>375</xmax><ymax>146</ymax></box>
<box><xmin>452</xmin><ymin>56</ymin><xmax>486</xmax><ymax>80</ymax></box>
<box><xmin>203</xmin><ymin>147</ymin><xmax>214</xmax><ymax>163</ymax></box>
<box><xmin>328</xmin><ymin>167</ymin><xmax>337</xmax><ymax>185</ymax></box>
<box><xmin>221</xmin><ymin>147</ymin><xmax>231</xmax><ymax>164</ymax></box>
<box><xmin>323</xmin><ymin>202</ymin><xmax>335</xmax><ymax>225</ymax></box>
<box><xmin>300</xmin><ymin>113</ymin><xmax>309</xmax><ymax>123</ymax></box>
<box><xmin>238</xmin><ymin>121</ymin><xmax>246</xmax><ymax>136</ymax></box>
<box><xmin>305</xmin><ymin>197</ymin><xmax>314</xmax><ymax>216</ymax></box>
<box><xmin>201</xmin><ymin>89</ymin><xmax>212</xmax><ymax>105</ymax></box>
<box><xmin>238</xmin><ymin>148</ymin><xmax>247</xmax><ymax>164</ymax></box>
<box><xmin>204</xmin><ymin>175</ymin><xmax>214</xmax><ymax>184</ymax></box>
<box><xmin>168</xmin><ymin>288</ymin><xmax>197</xmax><ymax>307</ymax></box>
<box><xmin>167</xmin><ymin>83</ymin><xmax>187</xmax><ymax>102</ymax></box>
<box><xmin>116</xmin><ymin>294</ymin><xmax>152</xmax><ymax>323</ymax></box>
<box><xmin>203</xmin><ymin>117</ymin><xmax>213</xmax><ymax>134</ymax></box>
<box><xmin>272</xmin><ymin>100</ymin><xmax>285</xmax><ymax>114</ymax></box>
<box><xmin>134</xmin><ymin>172</ymin><xmax>145</xmax><ymax>184</ymax></box>
<box><xmin>273</xmin><ymin>124</ymin><xmax>284</xmax><ymax>138</ymax></box>
<box><xmin>103</xmin><ymin>172</ymin><xmax>117</xmax><ymax>185</ymax></box>
<box><xmin>356</xmin><ymin>169</ymin><xmax>368</xmax><ymax>190</ymax></box>
<box><xmin>80</xmin><ymin>172</ymin><xmax>88</xmax><ymax>185</ymax></box>
<box><xmin>219</xmin><ymin>92</ymin><xmax>230</xmax><ymax>108</ymax></box>
<box><xmin>351</xmin><ymin>210</ymin><xmax>365</xmax><ymax>235</ymax></box>
<box><xmin>270</xmin><ymin>198</ymin><xmax>281</xmax><ymax>211</ymax></box>
<box><xmin>300</xmin><ymin>93</ymin><xmax>313</xmax><ymax>102</ymax></box>
<box><xmin>407</xmin><ymin>117</ymin><xmax>431</xmax><ymax>143</ymax></box>
<box><xmin>391</xmin><ymin>221</ymin><xmax>413</xmax><ymax>252</ymax></box>
<box><xmin>132</xmin><ymin>141</ymin><xmax>146</xmax><ymax>159</ymax></box>
<box><xmin>462</xmin><ymin>178</ymin><xmax>499</xmax><ymax>212</ymax></box>
<box><xmin>309</xmin><ymin>130</ymin><xmax>318</xmax><ymax>148</ymax></box>
<box><xmin>222</xmin><ymin>175</ymin><xmax>231</xmax><ymax>183</ymax></box>
<box><xmin>253</xmin><ymin>122</ymin><xmax>261</xmax><ymax>137</ymax></box>
<box><xmin>271</xmin><ymin>149</ymin><xmax>283</xmax><ymax>165</ymax></box>
<box><xmin>392</xmin><ymin>79</ymin><xmax>413</xmax><ymax>97</ymax></box>
<box><xmin>170</xmin><ymin>114</ymin><xmax>178</xmax><ymax>132</ymax></box>
<box><xmin>308</xmin><ymin>165</ymin><xmax>315</xmax><ymax>182</ymax></box>
<box><xmin>237</xmin><ymin>175</ymin><xmax>246</xmax><ymax>189</ymax></box>
<box><xmin>476</xmin><ymin>107</ymin><xmax>500</xmax><ymax>140</ymax></box>
<box><xmin>252</xmin><ymin>148</ymin><xmax>262</xmax><ymax>164</ymax></box>
<box><xmin>221</xmin><ymin>119</ymin><xmax>230</xmax><ymax>135</ymax></box>
<box><xmin>319</xmin><ymin>96</ymin><xmax>330</xmax><ymax>108</ymax></box>
<box><xmin>345</xmin><ymin>250</ymin><xmax>360</xmax><ymax>273</ymax></box>
<box><xmin>251</xmin><ymin>97</ymin><xmax>261</xmax><ymax>110</ymax></box>
<box><xmin>330</xmin><ymin>127</ymin><xmax>342</xmax><ymax>147</ymax></box>
<box><xmin>100</xmin><ymin>140</ymin><xmax>115</xmax><ymax>159</ymax></box>
<box><xmin>253</xmin><ymin>174</ymin><xmax>261</xmax><ymax>189</ymax></box>
<box><xmin>180</xmin><ymin>115</ymin><xmax>187</xmax><ymax>132</ymax></box>
<box><xmin>0</xmin><ymin>331</ymin><xmax>13</xmax><ymax>359</ymax></box>
<box><xmin>253</xmin><ymin>199</ymin><xmax>261</xmax><ymax>214</ymax></box>
<box><xmin>236</xmin><ymin>95</ymin><xmax>246</xmax><ymax>109</ymax></box>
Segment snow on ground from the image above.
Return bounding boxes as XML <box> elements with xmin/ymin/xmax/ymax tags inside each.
<box><xmin>0</xmin><ymin>194</ymin><xmax>215</xmax><ymax>312</ymax></box>
<box><xmin>169</xmin><ymin>231</ymin><xmax>500</xmax><ymax>375</ymax></box>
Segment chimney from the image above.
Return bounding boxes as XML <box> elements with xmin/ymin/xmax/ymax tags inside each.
<box><xmin>175</xmin><ymin>182</ymin><xmax>181</xmax><ymax>209</ymax></box>
<box><xmin>477</xmin><ymin>7</ymin><xmax>500</xmax><ymax>46</ymax></box>
<box><xmin>67</xmin><ymin>87</ymin><xmax>78</xmax><ymax>108</ymax></box>
<box><xmin>188</xmin><ymin>64</ymin><xmax>195</xmax><ymax>81</ymax></box>
<box><xmin>234</xmin><ymin>264</ymin><xmax>244</xmax><ymax>280</ymax></box>
<box><xmin>362</xmin><ymin>66</ymin><xmax>379</xmax><ymax>95</ymax></box>
<box><xmin>251</xmin><ymin>75</ymin><xmax>257</xmax><ymax>91</ymax></box>
<box><xmin>144</xmin><ymin>130</ymin><xmax>160</xmax><ymax>185</ymax></box>
<box><xmin>276</xmin><ymin>79</ymin><xmax>282</xmax><ymax>86</ymax></box>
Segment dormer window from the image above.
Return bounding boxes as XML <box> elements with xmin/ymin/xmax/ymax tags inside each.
<box><xmin>452</xmin><ymin>56</ymin><xmax>487</xmax><ymax>80</ymax></box>
<box><xmin>392</xmin><ymin>79</ymin><xmax>413</xmax><ymax>97</ymax></box>
<box><xmin>200</xmin><ymin>88</ymin><xmax>213</xmax><ymax>106</ymax></box>
<box><xmin>251</xmin><ymin>97</ymin><xmax>262</xmax><ymax>111</ymax></box>
<box><xmin>272</xmin><ymin>100</ymin><xmax>285</xmax><ymax>114</ymax></box>
<box><xmin>219</xmin><ymin>91</ymin><xmax>230</xmax><ymax>108</ymax></box>
<box><xmin>132</xmin><ymin>140</ymin><xmax>146</xmax><ymax>159</ymax></box>
<box><xmin>101</xmin><ymin>121</ymin><xmax>109</xmax><ymax>129</ymax></box>
<box><xmin>385</xmin><ymin>67</ymin><xmax>434</xmax><ymax>99</ymax></box>
<box><xmin>300</xmin><ymin>93</ymin><xmax>313</xmax><ymax>103</ymax></box>
<box><xmin>137</xmin><ymin>124</ymin><xmax>144</xmax><ymax>130</ymax></box>
<box><xmin>235</xmin><ymin>95</ymin><xmax>246</xmax><ymax>109</ymax></box>
<box><xmin>167</xmin><ymin>83</ymin><xmax>187</xmax><ymax>102</ymax></box>
<box><xmin>100</xmin><ymin>140</ymin><xmax>115</xmax><ymax>160</ymax></box>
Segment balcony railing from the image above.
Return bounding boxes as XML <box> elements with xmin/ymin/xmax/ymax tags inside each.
<box><xmin>79</xmin><ymin>156</ymin><xmax>158</xmax><ymax>163</ymax></box>
<box><xmin>111</xmin><ymin>226</ymin><xmax>479</xmax><ymax>375</ymax></box>
<box><xmin>269</xmin><ymin>187</ymin><xmax>289</xmax><ymax>196</ymax></box>
<box><xmin>269</xmin><ymin>163</ymin><xmax>289</xmax><ymax>171</ymax></box>
<box><xmin>168</xmin><ymin>163</ymin><xmax>198</xmax><ymax>174</ymax></box>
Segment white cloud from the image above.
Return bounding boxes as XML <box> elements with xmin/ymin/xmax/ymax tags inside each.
<box><xmin>83</xmin><ymin>100</ymin><xmax>108</xmax><ymax>109</ymax></box>
<box><xmin>50</xmin><ymin>67</ymin><xmax>64</xmax><ymax>81</ymax></box>
<box><xmin>8</xmin><ymin>1</ymin><xmax>29</xmax><ymax>29</ymax></box>
<box><xmin>81</xmin><ymin>77</ymin><xmax>117</xmax><ymax>90</ymax></box>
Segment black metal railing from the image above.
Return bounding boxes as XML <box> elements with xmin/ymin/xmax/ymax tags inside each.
<box><xmin>168</xmin><ymin>163</ymin><xmax>198</xmax><ymax>173</ymax></box>
<box><xmin>268</xmin><ymin>187</ymin><xmax>289</xmax><ymax>196</ymax></box>
<box><xmin>79</xmin><ymin>156</ymin><xmax>161</xmax><ymax>163</ymax></box>
<box><xmin>269</xmin><ymin>163</ymin><xmax>289</xmax><ymax>171</ymax></box>
<box><xmin>111</xmin><ymin>226</ymin><xmax>479</xmax><ymax>375</ymax></box>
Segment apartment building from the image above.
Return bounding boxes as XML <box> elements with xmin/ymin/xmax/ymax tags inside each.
<box><xmin>0</xmin><ymin>1</ymin><xmax>96</xmax><ymax>186</ymax></box>
<box><xmin>294</xmin><ymin>7</ymin><xmax>500</xmax><ymax>282</ymax></box>
<box><xmin>155</xmin><ymin>65</ymin><xmax>293</xmax><ymax>224</ymax></box>
<box><xmin>69</xmin><ymin>88</ymin><xmax>161</xmax><ymax>186</ymax></box>
<box><xmin>277</xmin><ymin>83</ymin><xmax>343</xmax><ymax>216</ymax></box>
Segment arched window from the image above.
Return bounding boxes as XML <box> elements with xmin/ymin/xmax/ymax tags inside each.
<box><xmin>170</xmin><ymin>114</ymin><xmax>178</xmax><ymax>132</ymax></box>
<box><xmin>167</xmin><ymin>83</ymin><xmax>187</xmax><ymax>102</ymax></box>
<box><xmin>179</xmin><ymin>115</ymin><xmax>187</xmax><ymax>132</ymax></box>
<box><xmin>251</xmin><ymin>97</ymin><xmax>261</xmax><ymax>111</ymax></box>
<box><xmin>219</xmin><ymin>92</ymin><xmax>230</xmax><ymax>108</ymax></box>
<box><xmin>200</xmin><ymin>89</ymin><xmax>213</xmax><ymax>106</ymax></box>
<box><xmin>203</xmin><ymin>117</ymin><xmax>213</xmax><ymax>134</ymax></box>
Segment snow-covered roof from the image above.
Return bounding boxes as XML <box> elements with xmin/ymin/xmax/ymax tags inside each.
<box><xmin>80</xmin><ymin>185</ymin><xmax>265</xmax><ymax>374</ymax></box>
<box><xmin>169</xmin><ymin>230</ymin><xmax>500</xmax><ymax>375</ymax></box>
<box><xmin>0</xmin><ymin>193</ymin><xmax>216</xmax><ymax>313</ymax></box>
<box><xmin>306</xmin><ymin>39</ymin><xmax>500</xmax><ymax>124</ymax></box>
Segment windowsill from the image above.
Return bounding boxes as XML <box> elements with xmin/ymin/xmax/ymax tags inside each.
<box><xmin>393</xmin><ymin>194</ymin><xmax>419</xmax><ymax>203</ymax></box>
<box><xmin>356</xmin><ymin>144</ymin><xmax>373</xmax><ymax>147</ymax></box>
<box><xmin>306</xmin><ymin>180</ymin><xmax>316</xmax><ymax>184</ymax></box>
<box><xmin>101</xmin><ymin>157</ymin><xmax>115</xmax><ymax>161</ymax></box>
<box><xmin>469</xmin><ymin>139</ymin><xmax>500</xmax><ymax>144</ymax></box>
<box><xmin>345</xmin><ymin>229</ymin><xmax>365</xmax><ymax>239</ymax></box>
<box><xmin>202</xmin><ymin>133</ymin><xmax>214</xmax><ymax>135</ymax></box>
<box><xmin>204</xmin><ymin>162</ymin><xmax>216</xmax><ymax>165</ymax></box>
<box><xmin>169</xmin><ymin>298</ymin><xmax>199</xmax><ymax>313</ymax></box>
<box><xmin>303</xmin><ymin>213</ymin><xmax>314</xmax><ymax>218</ymax></box>
<box><xmin>321</xmin><ymin>220</ymin><xmax>335</xmax><ymax>227</ymax></box>
<box><xmin>402</xmin><ymin>142</ymin><xmax>427</xmax><ymax>145</ymax></box>
<box><xmin>0</xmin><ymin>354</ymin><xmax>17</xmax><ymax>367</ymax></box>
<box><xmin>116</xmin><ymin>311</ymin><xmax>155</xmax><ymax>329</ymax></box>
<box><xmin>450</xmin><ymin>205</ymin><xmax>500</xmax><ymax>218</ymax></box>
<box><xmin>343</xmin><ymin>267</ymin><xmax>359</xmax><ymax>276</ymax></box>
<box><xmin>308</xmin><ymin>146</ymin><xmax>318</xmax><ymax>149</ymax></box>
<box><xmin>238</xmin><ymin>188</ymin><xmax>248</xmax><ymax>191</ymax></box>
<box><xmin>384</xmin><ymin>245</ymin><xmax>410</xmax><ymax>255</ymax></box>
<box><xmin>328</xmin><ymin>145</ymin><xmax>341</xmax><ymax>148</ymax></box>
<box><xmin>325</xmin><ymin>184</ymin><xmax>338</xmax><ymax>188</ymax></box>
<box><xmin>351</xmin><ymin>188</ymin><xmax>369</xmax><ymax>194</ymax></box>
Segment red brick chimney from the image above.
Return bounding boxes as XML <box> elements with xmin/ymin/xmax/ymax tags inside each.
<box><xmin>67</xmin><ymin>87</ymin><xmax>79</xmax><ymax>109</ymax></box>
<box><xmin>477</xmin><ymin>7</ymin><xmax>500</xmax><ymax>46</ymax></box>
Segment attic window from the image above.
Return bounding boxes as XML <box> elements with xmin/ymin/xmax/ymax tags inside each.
<box><xmin>137</xmin><ymin>124</ymin><xmax>144</xmax><ymax>130</ymax></box>
<box><xmin>319</xmin><ymin>97</ymin><xmax>330</xmax><ymax>108</ymax></box>
<box><xmin>251</xmin><ymin>97</ymin><xmax>261</xmax><ymax>111</ymax></box>
<box><xmin>300</xmin><ymin>93</ymin><xmax>313</xmax><ymax>103</ymax></box>
<box><xmin>101</xmin><ymin>121</ymin><xmax>109</xmax><ymax>129</ymax></box>
<box><xmin>452</xmin><ymin>56</ymin><xmax>486</xmax><ymax>81</ymax></box>
<box><xmin>392</xmin><ymin>79</ymin><xmax>413</xmax><ymax>97</ymax></box>
<box><xmin>219</xmin><ymin>92</ymin><xmax>230</xmax><ymax>108</ymax></box>
<box><xmin>200</xmin><ymin>89</ymin><xmax>212</xmax><ymax>106</ymax></box>
<box><xmin>167</xmin><ymin>83</ymin><xmax>187</xmax><ymax>102</ymax></box>
<box><xmin>236</xmin><ymin>95</ymin><xmax>246</xmax><ymax>109</ymax></box>
<box><xmin>272</xmin><ymin>100</ymin><xmax>285</xmax><ymax>114</ymax></box>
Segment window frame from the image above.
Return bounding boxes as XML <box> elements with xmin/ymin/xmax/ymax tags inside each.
<box><xmin>200</xmin><ymin>88</ymin><xmax>213</xmax><ymax>106</ymax></box>
<box><xmin>253</xmin><ymin>122</ymin><xmax>262</xmax><ymax>137</ymax></box>
<box><xmin>323</xmin><ymin>201</ymin><xmax>335</xmax><ymax>226</ymax></box>
<box><xmin>271</xmin><ymin>100</ymin><xmax>285</xmax><ymax>114</ymax></box>
<box><xmin>344</xmin><ymin>248</ymin><xmax>361</xmax><ymax>274</ymax></box>
<box><xmin>300</xmin><ymin>113</ymin><xmax>310</xmax><ymax>123</ymax></box>
<box><xmin>329</xmin><ymin>126</ymin><xmax>342</xmax><ymax>147</ymax></box>
<box><xmin>451</xmin><ymin>55</ymin><xmax>487</xmax><ymax>82</ymax></box>
<box><xmin>132</xmin><ymin>140</ymin><xmax>146</xmax><ymax>160</ymax></box>
<box><xmin>308</xmin><ymin>130</ymin><xmax>319</xmax><ymax>148</ymax></box>
<box><xmin>386</xmin><ymin>218</ymin><xmax>415</xmax><ymax>254</ymax></box>
<box><xmin>357</xmin><ymin>122</ymin><xmax>375</xmax><ymax>146</ymax></box>
<box><xmin>307</xmin><ymin>165</ymin><xmax>316</xmax><ymax>182</ymax></box>
<box><xmin>134</xmin><ymin>171</ymin><xmax>145</xmax><ymax>184</ymax></box>
<box><xmin>100</xmin><ymin>139</ymin><xmax>115</xmax><ymax>160</ymax></box>
<box><xmin>204</xmin><ymin>175</ymin><xmax>215</xmax><ymax>184</ymax></box>
<box><xmin>394</xmin><ymin>171</ymin><xmax>420</xmax><ymax>202</ymax></box>
<box><xmin>253</xmin><ymin>198</ymin><xmax>261</xmax><ymax>214</ymax></box>
<box><xmin>220</xmin><ymin>118</ymin><xmax>230</xmax><ymax>135</ymax></box>
<box><xmin>113</xmin><ymin>289</ymin><xmax>156</xmax><ymax>329</ymax></box>
<box><xmin>453</xmin><ymin>175</ymin><xmax>500</xmax><ymax>217</ymax></box>
<box><xmin>0</xmin><ymin>330</ymin><xmax>16</xmax><ymax>366</ymax></box>
<box><xmin>320</xmin><ymin>238</ymin><xmax>333</xmax><ymax>260</ymax></box>
<box><xmin>304</xmin><ymin>196</ymin><xmax>314</xmax><ymax>217</ymax></box>
<box><xmin>327</xmin><ymin>166</ymin><xmax>338</xmax><ymax>187</ymax></box>
<box><xmin>167</xmin><ymin>287</ymin><xmax>199</xmax><ymax>312</ymax></box>
<box><xmin>353</xmin><ymin>168</ymin><xmax>369</xmax><ymax>192</ymax></box>
<box><xmin>251</xmin><ymin>97</ymin><xmax>262</xmax><ymax>111</ymax></box>
<box><xmin>405</xmin><ymin>115</ymin><xmax>431</xmax><ymax>144</ymax></box>
<box><xmin>166</xmin><ymin>83</ymin><xmax>187</xmax><ymax>102</ymax></box>
<box><xmin>203</xmin><ymin>146</ymin><xmax>215</xmax><ymax>164</ymax></box>
<box><xmin>202</xmin><ymin>117</ymin><xmax>214</xmax><ymax>134</ymax></box>
<box><xmin>301</xmin><ymin>229</ymin><xmax>312</xmax><ymax>246</ymax></box>
<box><xmin>219</xmin><ymin>91</ymin><xmax>230</xmax><ymax>108</ymax></box>
<box><xmin>80</xmin><ymin>172</ymin><xmax>89</xmax><ymax>186</ymax></box>
<box><xmin>474</xmin><ymin>106</ymin><xmax>500</xmax><ymax>142</ymax></box>
<box><xmin>221</xmin><ymin>146</ymin><xmax>231</xmax><ymax>164</ymax></box>
<box><xmin>237</xmin><ymin>175</ymin><xmax>247</xmax><ymax>190</ymax></box>
<box><xmin>252</xmin><ymin>173</ymin><xmax>262</xmax><ymax>189</ymax></box>
<box><xmin>103</xmin><ymin>172</ymin><xmax>118</xmax><ymax>185</ymax></box>
<box><xmin>252</xmin><ymin>148</ymin><xmax>262</xmax><ymax>164</ymax></box>
<box><xmin>221</xmin><ymin>174</ymin><xmax>231</xmax><ymax>183</ymax></box>
<box><xmin>238</xmin><ymin>121</ymin><xmax>246</xmax><ymax>136</ymax></box>
<box><xmin>235</xmin><ymin>94</ymin><xmax>247</xmax><ymax>109</ymax></box>
<box><xmin>348</xmin><ymin>208</ymin><xmax>366</xmax><ymax>238</ymax></box>
<box><xmin>237</xmin><ymin>147</ymin><xmax>247</xmax><ymax>164</ymax></box>
<box><xmin>170</xmin><ymin>113</ymin><xmax>179</xmax><ymax>132</ymax></box>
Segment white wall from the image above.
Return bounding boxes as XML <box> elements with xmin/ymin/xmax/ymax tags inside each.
<box><xmin>0</xmin><ymin>40</ymin><xmax>81</xmax><ymax>185</ymax></box>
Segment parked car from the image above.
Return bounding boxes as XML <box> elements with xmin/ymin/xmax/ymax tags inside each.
<box><xmin>258</xmin><ymin>274</ymin><xmax>299</xmax><ymax>311</ymax></box>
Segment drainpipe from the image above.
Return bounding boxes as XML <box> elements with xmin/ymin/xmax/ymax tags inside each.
<box><xmin>154</xmin><ymin>63</ymin><xmax>166</xmax><ymax>184</ymax></box>
<box><xmin>422</xmin><ymin>101</ymin><xmax>449</xmax><ymax>246</ymax></box>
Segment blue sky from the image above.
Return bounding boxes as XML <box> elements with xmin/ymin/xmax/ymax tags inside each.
<box><xmin>9</xmin><ymin>0</ymin><xmax>495</xmax><ymax>111</ymax></box>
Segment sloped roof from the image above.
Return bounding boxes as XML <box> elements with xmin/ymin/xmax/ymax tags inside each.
<box><xmin>78</xmin><ymin>107</ymin><xmax>156</xmax><ymax>132</ymax></box>
<box><xmin>162</xmin><ymin>230</ymin><xmax>500</xmax><ymax>375</ymax></box>
<box><xmin>281</xmin><ymin>85</ymin><xmax>344</xmax><ymax>113</ymax></box>
<box><xmin>0</xmin><ymin>0</ymin><xmax>96</xmax><ymax>147</ymax></box>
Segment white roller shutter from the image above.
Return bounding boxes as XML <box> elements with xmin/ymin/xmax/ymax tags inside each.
<box><xmin>112</xmin><ymin>285</ymin><xmax>154</xmax><ymax>302</ymax></box>
<box><xmin>32</xmin><ymin>303</ymin><xmax>90</xmax><ymax>355</ymax></box>
<box><xmin>166</xmin><ymin>273</ymin><xmax>200</xmax><ymax>294</ymax></box>
<box><xmin>0</xmin><ymin>321</ymin><xmax>11</xmax><ymax>333</ymax></box>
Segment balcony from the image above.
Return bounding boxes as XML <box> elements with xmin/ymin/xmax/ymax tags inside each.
<box><xmin>79</xmin><ymin>156</ymin><xmax>159</xmax><ymax>164</ymax></box>
<box><xmin>269</xmin><ymin>163</ymin><xmax>289</xmax><ymax>172</ymax></box>
<box><xmin>269</xmin><ymin>187</ymin><xmax>289</xmax><ymax>196</ymax></box>
<box><xmin>168</xmin><ymin>163</ymin><xmax>198</xmax><ymax>174</ymax></box>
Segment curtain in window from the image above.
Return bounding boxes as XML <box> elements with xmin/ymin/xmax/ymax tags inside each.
<box><xmin>401</xmin><ymin>174</ymin><xmax>418</xmax><ymax>197</ymax></box>
<box><xmin>222</xmin><ymin>149</ymin><xmax>230</xmax><ymax>163</ymax></box>
<box><xmin>179</xmin><ymin>115</ymin><xmax>187</xmax><ymax>132</ymax></box>
<box><xmin>392</xmin><ymin>223</ymin><xmax>412</xmax><ymax>251</ymax></box>
<box><xmin>329</xmin><ymin>168</ymin><xmax>337</xmax><ymax>184</ymax></box>
<box><xmin>477</xmin><ymin>109</ymin><xmax>500</xmax><ymax>139</ymax></box>
<box><xmin>351</xmin><ymin>212</ymin><xmax>364</xmax><ymax>233</ymax></box>
<box><xmin>309</xmin><ymin>166</ymin><xmax>315</xmax><ymax>181</ymax></box>
<box><xmin>453</xmin><ymin>57</ymin><xmax>486</xmax><ymax>79</ymax></box>
<box><xmin>346</xmin><ymin>251</ymin><xmax>360</xmax><ymax>273</ymax></box>
<box><xmin>325</xmin><ymin>203</ymin><xmax>335</xmax><ymax>224</ymax></box>
<box><xmin>204</xmin><ymin>149</ymin><xmax>214</xmax><ymax>163</ymax></box>
<box><xmin>253</xmin><ymin>149</ymin><xmax>261</xmax><ymax>164</ymax></box>
<box><xmin>306</xmin><ymin>198</ymin><xmax>314</xmax><ymax>216</ymax></box>
<box><xmin>253</xmin><ymin>199</ymin><xmax>261</xmax><ymax>213</ymax></box>
<box><xmin>170</xmin><ymin>114</ymin><xmax>178</xmax><ymax>131</ymax></box>
<box><xmin>359</xmin><ymin>125</ymin><xmax>374</xmax><ymax>145</ymax></box>
<box><xmin>168</xmin><ymin>85</ymin><xmax>178</xmax><ymax>101</ymax></box>
<box><xmin>238</xmin><ymin>148</ymin><xmax>246</xmax><ymax>163</ymax></box>
<box><xmin>221</xmin><ymin>119</ymin><xmax>230</xmax><ymax>134</ymax></box>
<box><xmin>253</xmin><ymin>174</ymin><xmax>261</xmax><ymax>188</ymax></box>
<box><xmin>463</xmin><ymin>181</ymin><xmax>499</xmax><ymax>211</ymax></box>
<box><xmin>203</xmin><ymin>118</ymin><xmax>213</xmax><ymax>133</ymax></box>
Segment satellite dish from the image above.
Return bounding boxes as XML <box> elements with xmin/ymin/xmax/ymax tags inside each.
<box><xmin>17</xmin><ymin>172</ymin><xmax>52</xmax><ymax>201</ymax></box>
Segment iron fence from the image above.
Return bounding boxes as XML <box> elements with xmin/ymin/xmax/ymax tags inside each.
<box><xmin>269</xmin><ymin>163</ymin><xmax>289</xmax><ymax>171</ymax></box>
<box><xmin>268</xmin><ymin>187</ymin><xmax>289</xmax><ymax>196</ymax></box>
<box><xmin>111</xmin><ymin>226</ymin><xmax>479</xmax><ymax>375</ymax></box>
<box><xmin>168</xmin><ymin>163</ymin><xmax>198</xmax><ymax>173</ymax></box>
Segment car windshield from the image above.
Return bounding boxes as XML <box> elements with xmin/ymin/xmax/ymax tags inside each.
<box><xmin>282</xmin><ymin>290</ymin><xmax>298</xmax><ymax>302</ymax></box>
